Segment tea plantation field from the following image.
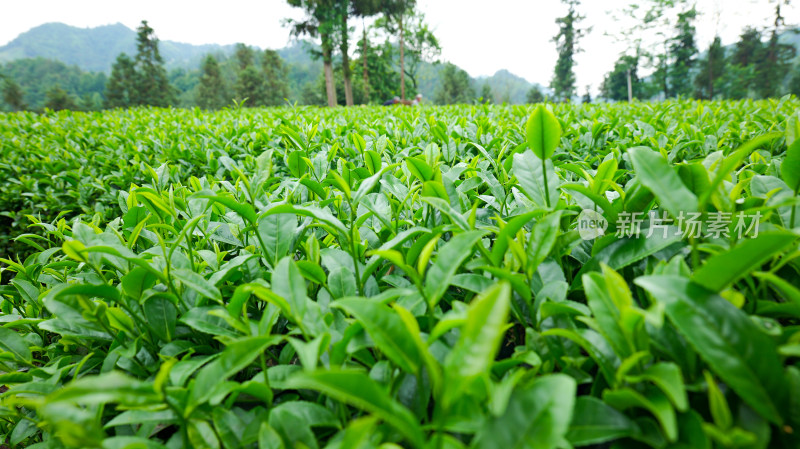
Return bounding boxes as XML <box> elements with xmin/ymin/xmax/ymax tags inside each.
<box><xmin>1</xmin><ymin>100</ymin><xmax>799</xmax><ymax>448</ymax></box>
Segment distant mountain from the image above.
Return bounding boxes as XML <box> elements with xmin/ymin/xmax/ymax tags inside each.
<box><xmin>0</xmin><ymin>22</ymin><xmax>236</xmax><ymax>72</ymax></box>
<box><xmin>0</xmin><ymin>22</ymin><xmax>544</xmax><ymax>105</ymax></box>
<box><xmin>475</xmin><ymin>69</ymin><xmax>548</xmax><ymax>104</ymax></box>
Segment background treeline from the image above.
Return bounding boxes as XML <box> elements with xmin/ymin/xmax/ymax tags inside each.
<box><xmin>597</xmin><ymin>0</ymin><xmax>800</xmax><ymax>101</ymax></box>
<box><xmin>4</xmin><ymin>0</ymin><xmax>800</xmax><ymax>111</ymax></box>
<box><xmin>0</xmin><ymin>0</ymin><xmax>503</xmax><ymax>111</ymax></box>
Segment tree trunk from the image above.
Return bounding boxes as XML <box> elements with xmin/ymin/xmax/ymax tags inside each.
<box><xmin>626</xmin><ymin>68</ymin><xmax>632</xmax><ymax>102</ymax></box>
<box><xmin>322</xmin><ymin>36</ymin><xmax>337</xmax><ymax>107</ymax></box>
<box><xmin>662</xmin><ymin>42</ymin><xmax>669</xmax><ymax>98</ymax></box>
<box><xmin>362</xmin><ymin>20</ymin><xmax>370</xmax><ymax>103</ymax></box>
<box><xmin>399</xmin><ymin>13</ymin><xmax>405</xmax><ymax>100</ymax></box>
<box><xmin>341</xmin><ymin>8</ymin><xmax>353</xmax><ymax>106</ymax></box>
<box><xmin>708</xmin><ymin>58</ymin><xmax>713</xmax><ymax>99</ymax></box>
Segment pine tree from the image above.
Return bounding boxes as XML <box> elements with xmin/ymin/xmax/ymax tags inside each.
<box><xmin>352</xmin><ymin>0</ymin><xmax>383</xmax><ymax>102</ymax></box>
<box><xmin>105</xmin><ymin>53</ymin><xmax>137</xmax><ymax>108</ymax></box>
<box><xmin>133</xmin><ymin>20</ymin><xmax>175</xmax><ymax>107</ymax></box>
<box><xmin>551</xmin><ymin>0</ymin><xmax>586</xmax><ymax>102</ymax></box>
<box><xmin>581</xmin><ymin>85</ymin><xmax>591</xmax><ymax>104</ymax></box>
<box><xmin>434</xmin><ymin>63</ymin><xmax>474</xmax><ymax>105</ymax></box>
<box><xmin>382</xmin><ymin>0</ymin><xmax>417</xmax><ymax>101</ymax></box>
<box><xmin>790</xmin><ymin>68</ymin><xmax>800</xmax><ymax>98</ymax></box>
<box><xmin>479</xmin><ymin>83</ymin><xmax>493</xmax><ymax>104</ymax></box>
<box><xmin>287</xmin><ymin>0</ymin><xmax>340</xmax><ymax>107</ymax></box>
<box><xmin>196</xmin><ymin>55</ymin><xmax>229</xmax><ymax>109</ymax></box>
<box><xmin>668</xmin><ymin>6</ymin><xmax>697</xmax><ymax>98</ymax></box>
<box><xmin>233</xmin><ymin>44</ymin><xmax>267</xmax><ymax>106</ymax></box>
<box><xmin>526</xmin><ymin>86</ymin><xmax>545</xmax><ymax>104</ymax></box>
<box><xmin>601</xmin><ymin>55</ymin><xmax>642</xmax><ymax>101</ymax></box>
<box><xmin>694</xmin><ymin>36</ymin><xmax>725</xmax><ymax>99</ymax></box>
<box><xmin>2</xmin><ymin>77</ymin><xmax>26</xmax><ymax>111</ymax></box>
<box><xmin>756</xmin><ymin>2</ymin><xmax>796</xmax><ymax>98</ymax></box>
<box><xmin>733</xmin><ymin>28</ymin><xmax>763</xmax><ymax>67</ymax></box>
<box><xmin>44</xmin><ymin>85</ymin><xmax>77</xmax><ymax>111</ymax></box>
<box><xmin>354</xmin><ymin>37</ymin><xmax>399</xmax><ymax>103</ymax></box>
<box><xmin>236</xmin><ymin>67</ymin><xmax>267</xmax><ymax>106</ymax></box>
<box><xmin>262</xmin><ymin>49</ymin><xmax>290</xmax><ymax>106</ymax></box>
<box><xmin>79</xmin><ymin>92</ymin><xmax>102</xmax><ymax>111</ymax></box>
<box><xmin>720</xmin><ymin>27</ymin><xmax>763</xmax><ymax>99</ymax></box>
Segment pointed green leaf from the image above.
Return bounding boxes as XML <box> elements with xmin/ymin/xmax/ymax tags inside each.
<box><xmin>628</xmin><ymin>146</ymin><xmax>697</xmax><ymax>217</ymax></box>
<box><xmin>636</xmin><ymin>275</ymin><xmax>787</xmax><ymax>425</ymax></box>
<box><xmin>473</xmin><ymin>374</ymin><xmax>576</xmax><ymax>449</ymax></box>
<box><xmin>334</xmin><ymin>298</ymin><xmax>421</xmax><ymax>374</ymax></box>
<box><xmin>285</xmin><ymin>370</ymin><xmax>424</xmax><ymax>448</ymax></box>
<box><xmin>526</xmin><ymin>105</ymin><xmax>562</xmax><ymax>160</ymax></box>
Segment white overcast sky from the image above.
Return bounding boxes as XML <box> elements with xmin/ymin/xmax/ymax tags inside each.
<box><xmin>1</xmin><ymin>0</ymin><xmax>796</xmax><ymax>93</ymax></box>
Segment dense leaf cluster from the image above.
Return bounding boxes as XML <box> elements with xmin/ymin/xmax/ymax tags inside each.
<box><xmin>1</xmin><ymin>100</ymin><xmax>800</xmax><ymax>448</ymax></box>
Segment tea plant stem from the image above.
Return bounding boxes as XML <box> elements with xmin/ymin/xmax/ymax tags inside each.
<box><xmin>542</xmin><ymin>159</ymin><xmax>551</xmax><ymax>208</ymax></box>
<box><xmin>349</xmin><ymin>206</ymin><xmax>364</xmax><ymax>296</ymax></box>
<box><xmin>259</xmin><ymin>353</ymin><xmax>273</xmax><ymax>406</ymax></box>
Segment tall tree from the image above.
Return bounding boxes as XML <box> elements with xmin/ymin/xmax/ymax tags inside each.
<box><xmin>354</xmin><ymin>37</ymin><xmax>400</xmax><ymax>102</ymax></box>
<box><xmin>287</xmin><ymin>0</ymin><xmax>339</xmax><ymax>107</ymax></box>
<box><xmin>133</xmin><ymin>20</ymin><xmax>174</xmax><ymax>107</ymax></box>
<box><xmin>581</xmin><ymin>85</ymin><xmax>591</xmax><ymax>104</ymax></box>
<box><xmin>694</xmin><ymin>36</ymin><xmax>725</xmax><ymax>99</ymax></box>
<box><xmin>479</xmin><ymin>83</ymin><xmax>493</xmax><ymax>104</ymax></box>
<box><xmin>526</xmin><ymin>86</ymin><xmax>545</xmax><ymax>103</ymax></box>
<box><xmin>382</xmin><ymin>0</ymin><xmax>416</xmax><ymax>100</ymax></box>
<box><xmin>235</xmin><ymin>43</ymin><xmax>255</xmax><ymax>70</ymax></box>
<box><xmin>756</xmin><ymin>1</ymin><xmax>796</xmax><ymax>98</ymax></box>
<box><xmin>105</xmin><ymin>53</ymin><xmax>137</xmax><ymax>108</ymax></box>
<box><xmin>732</xmin><ymin>27</ymin><xmax>764</xmax><ymax>67</ymax></box>
<box><xmin>651</xmin><ymin>42</ymin><xmax>670</xmax><ymax>98</ymax></box>
<box><xmin>196</xmin><ymin>54</ymin><xmax>229</xmax><ymax>109</ymax></box>
<box><xmin>44</xmin><ymin>85</ymin><xmax>77</xmax><ymax>111</ymax></box>
<box><xmin>668</xmin><ymin>6</ymin><xmax>697</xmax><ymax>97</ymax></box>
<box><xmin>789</xmin><ymin>66</ymin><xmax>800</xmax><ymax>98</ymax></box>
<box><xmin>352</xmin><ymin>0</ymin><xmax>382</xmax><ymax>102</ymax></box>
<box><xmin>234</xmin><ymin>44</ymin><xmax>266</xmax><ymax>106</ymax></box>
<box><xmin>78</xmin><ymin>92</ymin><xmax>102</xmax><ymax>112</ymax></box>
<box><xmin>434</xmin><ymin>63</ymin><xmax>474</xmax><ymax>105</ymax></box>
<box><xmin>336</xmin><ymin>0</ymin><xmax>355</xmax><ymax>106</ymax></box>
<box><xmin>262</xmin><ymin>49</ymin><xmax>291</xmax><ymax>106</ymax></box>
<box><xmin>720</xmin><ymin>27</ymin><xmax>764</xmax><ymax>99</ymax></box>
<box><xmin>1</xmin><ymin>76</ymin><xmax>26</xmax><ymax>111</ymax></box>
<box><xmin>601</xmin><ymin>55</ymin><xmax>643</xmax><ymax>101</ymax></box>
<box><xmin>611</xmin><ymin>0</ymin><xmax>688</xmax><ymax>99</ymax></box>
<box><xmin>551</xmin><ymin>0</ymin><xmax>586</xmax><ymax>102</ymax></box>
<box><xmin>397</xmin><ymin>10</ymin><xmax>440</xmax><ymax>94</ymax></box>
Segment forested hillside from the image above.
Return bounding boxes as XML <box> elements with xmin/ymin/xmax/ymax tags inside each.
<box><xmin>0</xmin><ymin>22</ymin><xmax>544</xmax><ymax>110</ymax></box>
<box><xmin>0</xmin><ymin>22</ymin><xmax>236</xmax><ymax>72</ymax></box>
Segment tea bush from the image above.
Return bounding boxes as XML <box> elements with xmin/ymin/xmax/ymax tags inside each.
<box><xmin>1</xmin><ymin>99</ymin><xmax>799</xmax><ymax>448</ymax></box>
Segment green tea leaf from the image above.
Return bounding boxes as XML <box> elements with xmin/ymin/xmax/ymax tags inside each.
<box><xmin>285</xmin><ymin>370</ymin><xmax>424</xmax><ymax>448</ymax></box>
<box><xmin>443</xmin><ymin>281</ymin><xmax>510</xmax><ymax>407</ymax></box>
<box><xmin>0</xmin><ymin>326</ymin><xmax>31</xmax><ymax>363</ymax></box>
<box><xmin>782</xmin><ymin>139</ymin><xmax>800</xmax><ymax>192</ymax></box>
<box><xmin>628</xmin><ymin>146</ymin><xmax>697</xmax><ymax>217</ymax></box>
<box><xmin>173</xmin><ymin>268</ymin><xmax>222</xmax><ymax>302</ymax></box>
<box><xmin>693</xmin><ymin>231</ymin><xmax>797</xmax><ymax>292</ymax></box>
<box><xmin>143</xmin><ymin>295</ymin><xmax>177</xmax><ymax>342</ymax></box>
<box><xmin>473</xmin><ymin>374</ymin><xmax>576</xmax><ymax>449</ymax></box>
<box><xmin>334</xmin><ymin>298</ymin><xmax>421</xmax><ymax>374</ymax></box>
<box><xmin>526</xmin><ymin>105</ymin><xmax>562</xmax><ymax>160</ymax></box>
<box><xmin>636</xmin><ymin>275</ymin><xmax>787</xmax><ymax>424</ymax></box>
<box><xmin>566</xmin><ymin>396</ymin><xmax>638</xmax><ymax>446</ymax></box>
<box><xmin>423</xmin><ymin>230</ymin><xmax>486</xmax><ymax>307</ymax></box>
